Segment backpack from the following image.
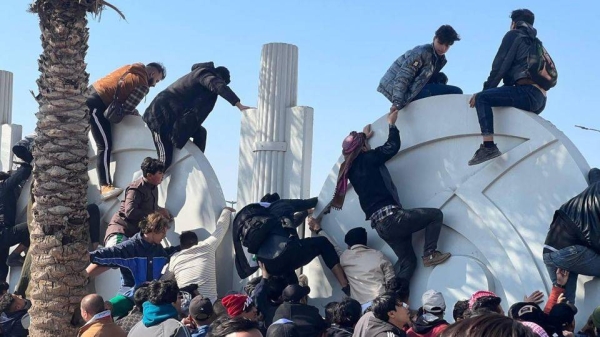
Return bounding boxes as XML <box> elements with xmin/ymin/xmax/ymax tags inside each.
<box><xmin>527</xmin><ymin>37</ymin><xmax>558</xmax><ymax>90</ymax></box>
<box><xmin>235</xmin><ymin>204</ymin><xmax>279</xmax><ymax>254</ymax></box>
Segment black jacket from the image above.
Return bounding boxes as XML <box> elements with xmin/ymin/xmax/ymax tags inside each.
<box><xmin>483</xmin><ymin>22</ymin><xmax>537</xmax><ymax>90</ymax></box>
<box><xmin>0</xmin><ymin>164</ymin><xmax>31</xmax><ymax>228</ymax></box>
<box><xmin>325</xmin><ymin>325</ymin><xmax>354</xmax><ymax>337</ymax></box>
<box><xmin>272</xmin><ymin>302</ymin><xmax>327</xmax><ymax>337</ymax></box>
<box><xmin>362</xmin><ymin>314</ymin><xmax>406</xmax><ymax>337</ymax></box>
<box><xmin>545</xmin><ymin>180</ymin><xmax>600</xmax><ymax>252</ymax></box>
<box><xmin>143</xmin><ymin>62</ymin><xmax>240</xmax><ymax>147</ymax></box>
<box><xmin>349</xmin><ymin>125</ymin><xmax>402</xmax><ymax>220</ymax></box>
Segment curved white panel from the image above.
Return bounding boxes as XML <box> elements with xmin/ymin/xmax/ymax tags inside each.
<box><xmin>305</xmin><ymin>95</ymin><xmax>591</xmax><ymax>323</ymax></box>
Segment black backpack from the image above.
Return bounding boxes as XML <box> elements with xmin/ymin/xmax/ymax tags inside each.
<box><xmin>235</xmin><ymin>204</ymin><xmax>279</xmax><ymax>254</ymax></box>
<box><xmin>527</xmin><ymin>37</ymin><xmax>558</xmax><ymax>90</ymax></box>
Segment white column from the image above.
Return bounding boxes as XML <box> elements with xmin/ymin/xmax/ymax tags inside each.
<box><xmin>0</xmin><ymin>71</ymin><xmax>13</xmax><ymax>125</ymax></box>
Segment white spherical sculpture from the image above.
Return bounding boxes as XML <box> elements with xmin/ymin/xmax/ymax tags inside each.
<box><xmin>88</xmin><ymin>116</ymin><xmax>228</xmax><ymax>299</ymax></box>
<box><xmin>306</xmin><ymin>94</ymin><xmax>592</xmax><ymax>323</ymax></box>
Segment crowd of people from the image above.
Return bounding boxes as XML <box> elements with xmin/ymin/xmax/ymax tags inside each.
<box><xmin>0</xmin><ymin>6</ymin><xmax>597</xmax><ymax>337</ymax></box>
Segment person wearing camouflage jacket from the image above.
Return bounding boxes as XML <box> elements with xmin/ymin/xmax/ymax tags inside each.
<box><xmin>377</xmin><ymin>25</ymin><xmax>462</xmax><ymax>113</ymax></box>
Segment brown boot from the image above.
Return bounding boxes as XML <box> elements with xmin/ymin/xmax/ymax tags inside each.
<box><xmin>422</xmin><ymin>250</ymin><xmax>451</xmax><ymax>267</ymax></box>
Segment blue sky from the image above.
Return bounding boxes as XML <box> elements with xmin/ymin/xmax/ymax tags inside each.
<box><xmin>0</xmin><ymin>1</ymin><xmax>598</xmax><ymax>201</ymax></box>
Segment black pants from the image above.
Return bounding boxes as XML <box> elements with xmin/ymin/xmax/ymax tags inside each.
<box><xmin>86</xmin><ymin>88</ymin><xmax>112</xmax><ymax>187</ymax></box>
<box><xmin>373</xmin><ymin>207</ymin><xmax>443</xmax><ymax>281</ymax></box>
<box><xmin>0</xmin><ymin>222</ymin><xmax>30</xmax><ymax>280</ymax></box>
<box><xmin>151</xmin><ymin>126</ymin><xmax>207</xmax><ymax>170</ymax></box>
<box><xmin>260</xmin><ymin>237</ymin><xmax>340</xmax><ymax>283</ymax></box>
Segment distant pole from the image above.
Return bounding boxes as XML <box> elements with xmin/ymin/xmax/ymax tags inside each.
<box><xmin>575</xmin><ymin>125</ymin><xmax>600</xmax><ymax>133</ymax></box>
<box><xmin>0</xmin><ymin>71</ymin><xmax>13</xmax><ymax>125</ymax></box>
<box><xmin>225</xmin><ymin>200</ymin><xmax>237</xmax><ymax>209</ymax></box>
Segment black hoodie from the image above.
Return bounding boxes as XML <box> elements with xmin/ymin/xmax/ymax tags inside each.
<box><xmin>483</xmin><ymin>21</ymin><xmax>538</xmax><ymax>89</ymax></box>
<box><xmin>407</xmin><ymin>314</ymin><xmax>448</xmax><ymax>337</ymax></box>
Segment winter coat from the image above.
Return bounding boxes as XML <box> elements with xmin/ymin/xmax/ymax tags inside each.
<box><xmin>1</xmin><ymin>306</ymin><xmax>30</xmax><ymax>337</ymax></box>
<box><xmin>483</xmin><ymin>22</ymin><xmax>538</xmax><ymax>89</ymax></box>
<box><xmin>272</xmin><ymin>302</ymin><xmax>328</xmax><ymax>337</ymax></box>
<box><xmin>326</xmin><ymin>325</ymin><xmax>354</xmax><ymax>337</ymax></box>
<box><xmin>378</xmin><ymin>44</ymin><xmax>446</xmax><ymax>110</ymax></box>
<box><xmin>77</xmin><ymin>310</ymin><xmax>127</xmax><ymax>337</ymax></box>
<box><xmin>0</xmin><ymin>164</ymin><xmax>31</xmax><ymax>228</ymax></box>
<box><xmin>143</xmin><ymin>62</ymin><xmax>240</xmax><ymax>148</ymax></box>
<box><xmin>92</xmin><ymin>63</ymin><xmax>149</xmax><ymax>107</ymax></box>
<box><xmin>352</xmin><ymin>312</ymin><xmax>406</xmax><ymax>337</ymax></box>
<box><xmin>89</xmin><ymin>232</ymin><xmax>180</xmax><ymax>291</ymax></box>
<box><xmin>128</xmin><ymin>319</ymin><xmax>191</xmax><ymax>337</ymax></box>
<box><xmin>544</xmin><ymin>181</ymin><xmax>600</xmax><ymax>253</ymax></box>
<box><xmin>406</xmin><ymin>315</ymin><xmax>448</xmax><ymax>337</ymax></box>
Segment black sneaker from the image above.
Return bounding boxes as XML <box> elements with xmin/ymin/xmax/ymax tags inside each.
<box><xmin>468</xmin><ymin>144</ymin><xmax>501</xmax><ymax>166</ymax></box>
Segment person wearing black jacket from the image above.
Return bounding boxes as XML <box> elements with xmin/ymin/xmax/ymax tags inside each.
<box><xmin>0</xmin><ymin>161</ymin><xmax>32</xmax><ymax>280</ymax></box>
<box><xmin>272</xmin><ymin>284</ymin><xmax>328</xmax><ymax>337</ymax></box>
<box><xmin>467</xmin><ymin>9</ymin><xmax>548</xmax><ymax>165</ymax></box>
<box><xmin>324</xmin><ymin>110</ymin><xmax>450</xmax><ymax>287</ymax></box>
<box><xmin>543</xmin><ymin>168</ymin><xmax>600</xmax><ymax>304</ymax></box>
<box><xmin>143</xmin><ymin>62</ymin><xmax>252</xmax><ymax>169</ymax></box>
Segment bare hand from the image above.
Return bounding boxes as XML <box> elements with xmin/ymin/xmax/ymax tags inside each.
<box><xmin>258</xmin><ymin>261</ymin><xmax>269</xmax><ymax>278</ymax></box>
<box><xmin>389</xmin><ymin>104</ymin><xmax>398</xmax><ymax>113</ymax></box>
<box><xmin>469</xmin><ymin>94</ymin><xmax>477</xmax><ymax>108</ymax></box>
<box><xmin>308</xmin><ymin>217</ymin><xmax>321</xmax><ymax>232</ymax></box>
<box><xmin>557</xmin><ymin>293</ymin><xmax>567</xmax><ymax>304</ymax></box>
<box><xmin>236</xmin><ymin>102</ymin><xmax>254</xmax><ymax>111</ymax></box>
<box><xmin>556</xmin><ymin>268</ymin><xmax>569</xmax><ymax>286</ymax></box>
<box><xmin>562</xmin><ymin>331</ymin><xmax>574</xmax><ymax>337</ymax></box>
<box><xmin>363</xmin><ymin>124</ymin><xmax>374</xmax><ymax>139</ymax></box>
<box><xmin>524</xmin><ymin>290</ymin><xmax>544</xmax><ymax>304</ymax></box>
<box><xmin>224</xmin><ymin>207</ymin><xmax>236</xmax><ymax>213</ymax></box>
<box><xmin>388</xmin><ymin>110</ymin><xmax>398</xmax><ymax>125</ymax></box>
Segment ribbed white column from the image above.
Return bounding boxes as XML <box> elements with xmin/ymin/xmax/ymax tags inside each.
<box><xmin>0</xmin><ymin>71</ymin><xmax>13</xmax><ymax>125</ymax></box>
<box><xmin>251</xmin><ymin>43</ymin><xmax>298</xmax><ymax>201</ymax></box>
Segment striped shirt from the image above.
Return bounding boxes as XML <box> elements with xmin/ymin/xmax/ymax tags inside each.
<box><xmin>162</xmin><ymin>209</ymin><xmax>232</xmax><ymax>303</ymax></box>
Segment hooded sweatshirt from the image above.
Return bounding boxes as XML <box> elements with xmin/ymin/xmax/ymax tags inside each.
<box><xmin>406</xmin><ymin>314</ymin><xmax>448</xmax><ymax>337</ymax></box>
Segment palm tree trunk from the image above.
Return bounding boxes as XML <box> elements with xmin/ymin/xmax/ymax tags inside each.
<box><xmin>28</xmin><ymin>1</ymin><xmax>91</xmax><ymax>335</ymax></box>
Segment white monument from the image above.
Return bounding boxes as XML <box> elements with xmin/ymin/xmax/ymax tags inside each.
<box><xmin>0</xmin><ymin>70</ymin><xmax>22</xmax><ymax>172</ymax></box>
<box><xmin>306</xmin><ymin>94</ymin><xmax>593</xmax><ymax>324</ymax></box>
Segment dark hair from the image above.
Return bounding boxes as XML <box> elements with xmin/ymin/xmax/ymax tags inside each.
<box><xmin>344</xmin><ymin>227</ymin><xmax>367</xmax><ymax>247</ymax></box>
<box><xmin>179</xmin><ymin>231</ymin><xmax>199</xmax><ymax>249</ymax></box>
<box><xmin>141</xmin><ymin>157</ymin><xmax>165</xmax><ymax>177</ymax></box>
<box><xmin>435</xmin><ymin>25</ymin><xmax>460</xmax><ymax>45</ymax></box>
<box><xmin>147</xmin><ymin>279</ymin><xmax>179</xmax><ymax>305</ymax></box>
<box><xmin>0</xmin><ymin>281</ymin><xmax>9</xmax><ymax>294</ymax></box>
<box><xmin>453</xmin><ymin>300</ymin><xmax>469</xmax><ymax>321</ymax></box>
<box><xmin>213</xmin><ymin>298</ymin><xmax>227</xmax><ymax>318</ymax></box>
<box><xmin>139</xmin><ymin>212</ymin><xmax>170</xmax><ymax>234</ymax></box>
<box><xmin>244</xmin><ymin>277</ymin><xmax>262</xmax><ymax>296</ymax></box>
<box><xmin>511</xmin><ymin>9</ymin><xmax>535</xmax><ymax>25</ymax></box>
<box><xmin>580</xmin><ymin>314</ymin><xmax>599</xmax><ymax>337</ymax></box>
<box><xmin>215</xmin><ymin>66</ymin><xmax>231</xmax><ymax>85</ymax></box>
<box><xmin>385</xmin><ymin>277</ymin><xmax>410</xmax><ymax>302</ymax></box>
<box><xmin>267</xmin><ymin>275</ymin><xmax>287</xmax><ymax>304</ymax></box>
<box><xmin>209</xmin><ymin>316</ymin><xmax>260</xmax><ymax>337</ymax></box>
<box><xmin>0</xmin><ymin>294</ymin><xmax>14</xmax><ymax>314</ymax></box>
<box><xmin>147</xmin><ymin>62</ymin><xmax>167</xmax><ymax>79</ymax></box>
<box><xmin>325</xmin><ymin>301</ymin><xmax>338</xmax><ymax>325</ymax></box>
<box><xmin>372</xmin><ymin>292</ymin><xmax>400</xmax><ymax>322</ymax></box>
<box><xmin>334</xmin><ymin>298</ymin><xmax>362</xmax><ymax>328</ymax></box>
<box><xmin>471</xmin><ymin>296</ymin><xmax>502</xmax><ymax>315</ymax></box>
<box><xmin>440</xmin><ymin>314</ymin><xmax>535</xmax><ymax>337</ymax></box>
<box><xmin>133</xmin><ymin>283</ymin><xmax>151</xmax><ymax>310</ymax></box>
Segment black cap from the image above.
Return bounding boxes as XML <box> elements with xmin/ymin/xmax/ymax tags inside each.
<box><xmin>282</xmin><ymin>284</ymin><xmax>310</xmax><ymax>303</ymax></box>
<box><xmin>344</xmin><ymin>227</ymin><xmax>367</xmax><ymax>247</ymax></box>
<box><xmin>549</xmin><ymin>303</ymin><xmax>578</xmax><ymax>328</ymax></box>
<box><xmin>509</xmin><ymin>302</ymin><xmax>547</xmax><ymax>325</ymax></box>
<box><xmin>189</xmin><ymin>296</ymin><xmax>213</xmax><ymax>321</ymax></box>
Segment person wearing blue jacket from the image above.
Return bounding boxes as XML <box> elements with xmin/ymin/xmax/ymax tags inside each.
<box><xmin>86</xmin><ymin>213</ymin><xmax>180</xmax><ymax>318</ymax></box>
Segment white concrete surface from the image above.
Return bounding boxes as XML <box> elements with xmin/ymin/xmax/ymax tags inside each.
<box><xmin>0</xmin><ymin>71</ymin><xmax>13</xmax><ymax>125</ymax></box>
<box><xmin>13</xmin><ymin>116</ymin><xmax>228</xmax><ymax>301</ymax></box>
<box><xmin>306</xmin><ymin>94</ymin><xmax>592</xmax><ymax>324</ymax></box>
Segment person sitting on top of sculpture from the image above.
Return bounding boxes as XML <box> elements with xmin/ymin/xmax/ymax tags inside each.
<box><xmin>543</xmin><ymin>168</ymin><xmax>600</xmax><ymax>304</ymax></box>
<box><xmin>87</xmin><ymin>212</ymin><xmax>180</xmax><ymax>319</ymax></box>
<box><xmin>377</xmin><ymin>25</ymin><xmax>462</xmax><ymax>114</ymax></box>
<box><xmin>86</xmin><ymin>62</ymin><xmax>166</xmax><ymax>200</ymax></box>
<box><xmin>233</xmin><ymin>193</ymin><xmax>350</xmax><ymax>294</ymax></box>
<box><xmin>104</xmin><ymin>157</ymin><xmax>171</xmax><ymax>247</ymax></box>
<box><xmin>322</xmin><ymin>110</ymin><xmax>451</xmax><ymax>287</ymax></box>
<box><xmin>143</xmin><ymin>62</ymin><xmax>253</xmax><ymax>169</ymax></box>
<box><xmin>468</xmin><ymin>9</ymin><xmax>555</xmax><ymax>165</ymax></box>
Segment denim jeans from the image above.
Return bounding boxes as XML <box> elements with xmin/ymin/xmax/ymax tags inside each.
<box><xmin>476</xmin><ymin>85</ymin><xmax>547</xmax><ymax>136</ymax></box>
<box><xmin>413</xmin><ymin>84</ymin><xmax>463</xmax><ymax>101</ymax></box>
<box><xmin>543</xmin><ymin>245</ymin><xmax>600</xmax><ymax>303</ymax></box>
<box><xmin>373</xmin><ymin>207</ymin><xmax>443</xmax><ymax>281</ymax></box>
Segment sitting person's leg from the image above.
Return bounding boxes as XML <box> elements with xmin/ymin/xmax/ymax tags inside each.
<box><xmin>191</xmin><ymin>126</ymin><xmax>208</xmax><ymax>153</ymax></box>
<box><xmin>87</xmin><ymin>204</ymin><xmax>101</xmax><ymax>250</ymax></box>
<box><xmin>413</xmin><ymin>83</ymin><xmax>463</xmax><ymax>101</ymax></box>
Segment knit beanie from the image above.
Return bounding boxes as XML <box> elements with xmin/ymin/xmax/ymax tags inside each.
<box><xmin>221</xmin><ymin>294</ymin><xmax>252</xmax><ymax>317</ymax></box>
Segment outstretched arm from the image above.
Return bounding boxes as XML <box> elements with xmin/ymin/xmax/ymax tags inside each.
<box><xmin>205</xmin><ymin>208</ymin><xmax>235</xmax><ymax>249</ymax></box>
